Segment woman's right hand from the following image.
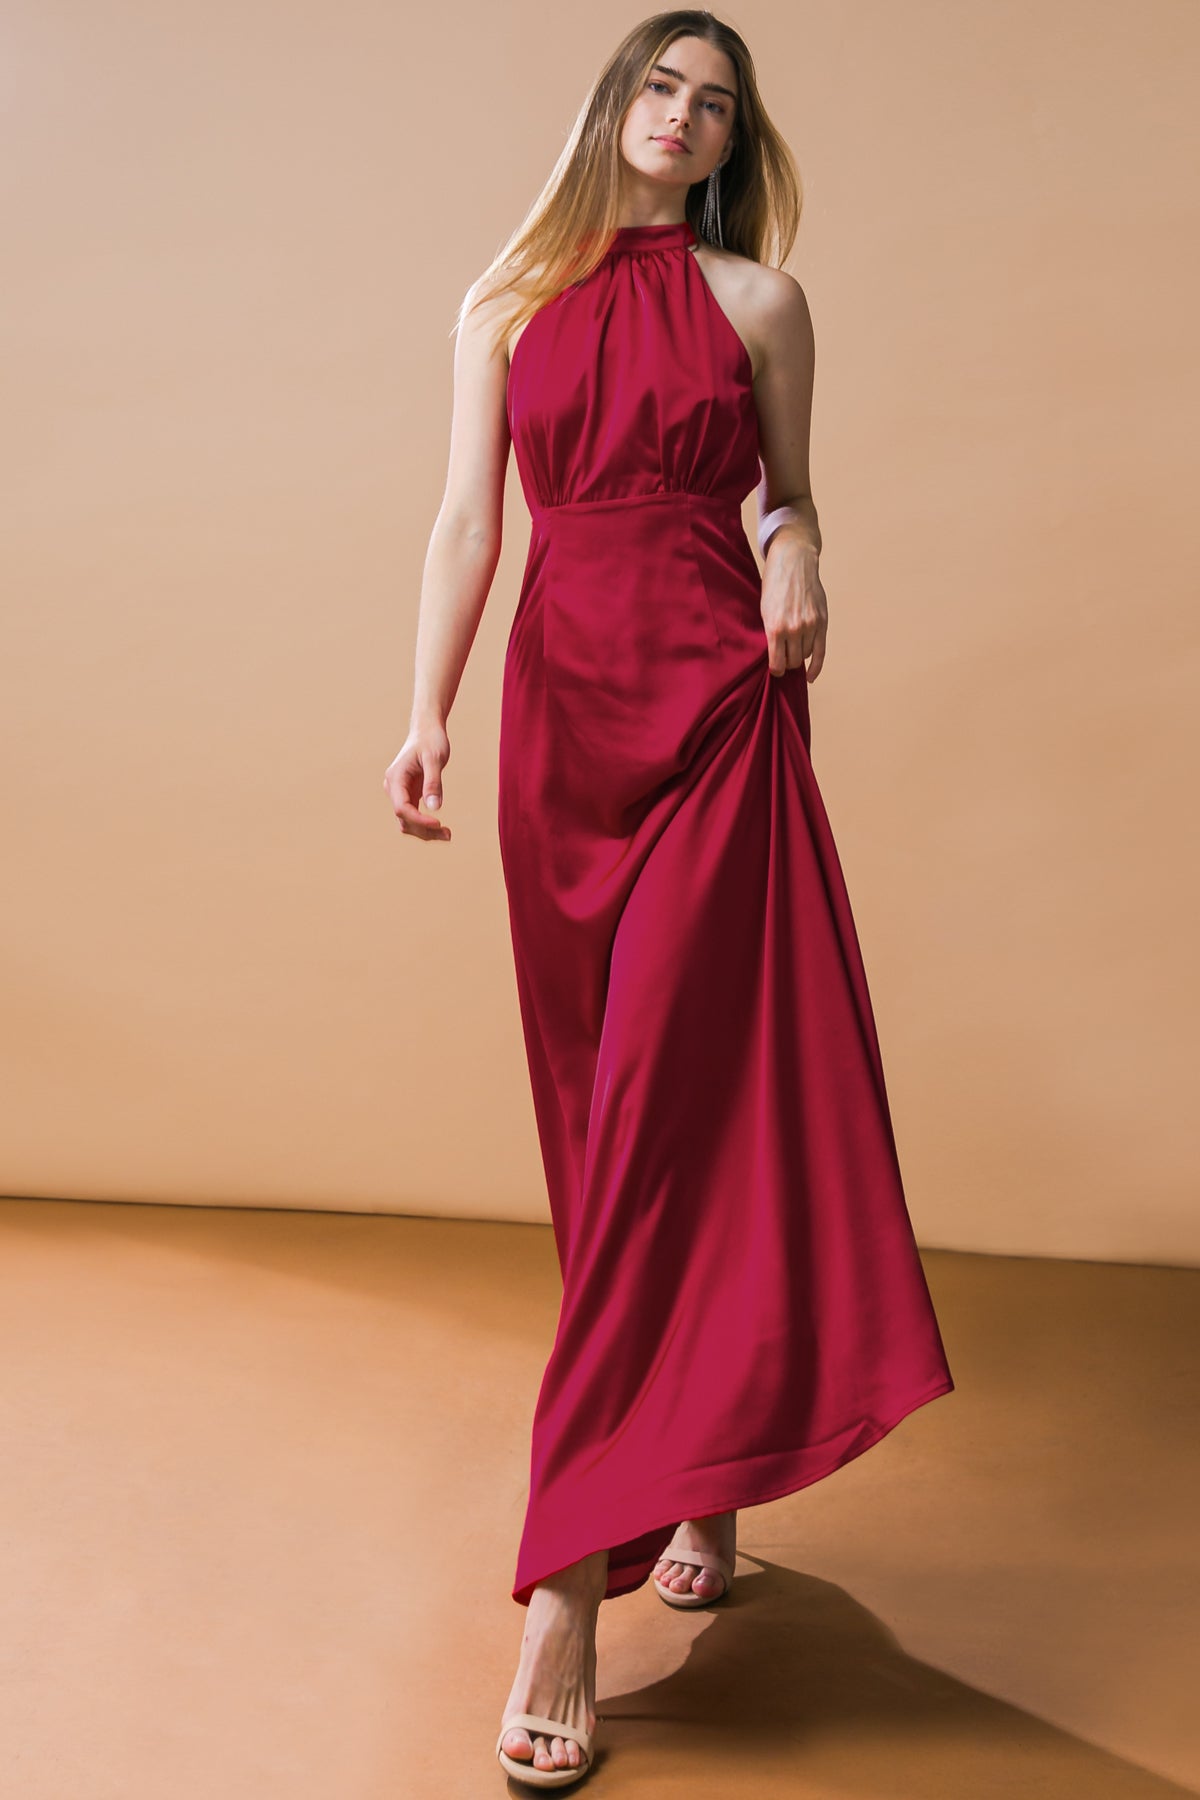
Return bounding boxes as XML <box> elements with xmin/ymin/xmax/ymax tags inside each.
<box><xmin>382</xmin><ymin>720</ymin><xmax>452</xmax><ymax>842</ymax></box>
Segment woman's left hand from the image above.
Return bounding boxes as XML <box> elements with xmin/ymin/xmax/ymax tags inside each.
<box><xmin>761</xmin><ymin>536</ymin><xmax>827</xmax><ymax>681</ymax></box>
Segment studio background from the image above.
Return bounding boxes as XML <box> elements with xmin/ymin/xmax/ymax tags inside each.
<box><xmin>3</xmin><ymin>0</ymin><xmax>1197</xmax><ymax>1264</ymax></box>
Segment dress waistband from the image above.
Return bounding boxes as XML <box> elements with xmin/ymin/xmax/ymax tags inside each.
<box><xmin>530</xmin><ymin>490</ymin><xmax>743</xmax><ymax>523</ymax></box>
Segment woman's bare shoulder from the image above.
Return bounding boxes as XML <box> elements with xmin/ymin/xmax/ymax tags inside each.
<box><xmin>461</xmin><ymin>269</ymin><xmax>539</xmax><ymax>368</ymax></box>
<box><xmin>692</xmin><ymin>244</ymin><xmax>806</xmax><ymax>383</ymax></box>
<box><xmin>708</xmin><ymin>248</ymin><xmax>806</xmax><ymax>321</ymax></box>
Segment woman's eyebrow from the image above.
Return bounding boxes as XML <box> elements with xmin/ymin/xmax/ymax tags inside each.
<box><xmin>650</xmin><ymin>62</ymin><xmax>737</xmax><ymax>102</ymax></box>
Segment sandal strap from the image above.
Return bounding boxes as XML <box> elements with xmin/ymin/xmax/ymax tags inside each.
<box><xmin>496</xmin><ymin>1712</ymin><xmax>593</xmax><ymax>1762</ymax></box>
<box><xmin>657</xmin><ymin>1547</ymin><xmax>734</xmax><ymax>1586</ymax></box>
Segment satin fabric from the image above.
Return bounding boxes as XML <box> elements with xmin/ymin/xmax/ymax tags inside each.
<box><xmin>499</xmin><ymin>218</ymin><xmax>953</xmax><ymax>1608</ymax></box>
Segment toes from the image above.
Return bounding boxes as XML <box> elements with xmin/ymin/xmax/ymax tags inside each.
<box><xmin>655</xmin><ymin>1556</ymin><xmax>727</xmax><ymax>1597</ymax></box>
<box><xmin>540</xmin><ymin>1734</ymin><xmax>578</xmax><ymax>1770</ymax></box>
<box><xmin>502</xmin><ymin>1728</ymin><xmax>582</xmax><ymax>1771</ymax></box>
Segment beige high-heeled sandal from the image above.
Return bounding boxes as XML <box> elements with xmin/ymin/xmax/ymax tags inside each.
<box><xmin>653</xmin><ymin>1546</ymin><xmax>735</xmax><ymax>1608</ymax></box>
<box><xmin>495</xmin><ymin>1712</ymin><xmax>596</xmax><ymax>1788</ymax></box>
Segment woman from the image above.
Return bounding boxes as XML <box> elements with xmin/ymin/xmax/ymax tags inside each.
<box><xmin>383</xmin><ymin>11</ymin><xmax>954</xmax><ymax>1788</ymax></box>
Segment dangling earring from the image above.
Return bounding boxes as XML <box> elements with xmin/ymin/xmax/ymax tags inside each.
<box><xmin>702</xmin><ymin>157</ymin><xmax>726</xmax><ymax>247</ymax></box>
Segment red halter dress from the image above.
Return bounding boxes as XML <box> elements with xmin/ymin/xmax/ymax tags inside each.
<box><xmin>499</xmin><ymin>218</ymin><xmax>954</xmax><ymax>1607</ymax></box>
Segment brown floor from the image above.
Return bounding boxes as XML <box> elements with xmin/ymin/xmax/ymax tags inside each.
<box><xmin>0</xmin><ymin>1196</ymin><xmax>1195</xmax><ymax>1798</ymax></box>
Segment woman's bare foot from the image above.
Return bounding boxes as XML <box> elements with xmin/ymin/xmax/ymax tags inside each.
<box><xmin>499</xmin><ymin>1548</ymin><xmax>608</xmax><ymax>1776</ymax></box>
<box><xmin>653</xmin><ymin>1509</ymin><xmax>737</xmax><ymax>1601</ymax></box>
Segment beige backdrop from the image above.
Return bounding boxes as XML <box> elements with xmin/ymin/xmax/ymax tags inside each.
<box><xmin>3</xmin><ymin>2</ymin><xmax>1197</xmax><ymax>1262</ymax></box>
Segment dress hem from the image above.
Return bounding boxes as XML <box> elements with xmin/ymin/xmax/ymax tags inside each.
<box><xmin>511</xmin><ymin>1372</ymin><xmax>956</xmax><ymax>1606</ymax></box>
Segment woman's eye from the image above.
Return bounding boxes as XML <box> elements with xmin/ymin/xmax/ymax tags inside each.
<box><xmin>647</xmin><ymin>79</ymin><xmax>724</xmax><ymax>115</ymax></box>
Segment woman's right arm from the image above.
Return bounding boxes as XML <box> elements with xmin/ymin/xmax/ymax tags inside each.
<box><xmin>382</xmin><ymin>285</ymin><xmax>514</xmax><ymax>843</ymax></box>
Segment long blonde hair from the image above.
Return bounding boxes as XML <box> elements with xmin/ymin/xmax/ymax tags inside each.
<box><xmin>458</xmin><ymin>10</ymin><xmax>802</xmax><ymax>361</ymax></box>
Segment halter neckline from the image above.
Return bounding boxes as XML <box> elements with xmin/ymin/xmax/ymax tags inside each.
<box><xmin>605</xmin><ymin>219</ymin><xmax>697</xmax><ymax>255</ymax></box>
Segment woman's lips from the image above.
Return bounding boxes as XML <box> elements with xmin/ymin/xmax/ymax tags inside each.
<box><xmin>653</xmin><ymin>137</ymin><xmax>690</xmax><ymax>154</ymax></box>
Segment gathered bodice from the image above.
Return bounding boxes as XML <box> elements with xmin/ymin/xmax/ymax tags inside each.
<box><xmin>505</xmin><ymin>219</ymin><xmax>760</xmax><ymax>516</ymax></box>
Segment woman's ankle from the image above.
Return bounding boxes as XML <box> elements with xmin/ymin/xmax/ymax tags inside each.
<box><xmin>536</xmin><ymin>1550</ymin><xmax>608</xmax><ymax>1609</ymax></box>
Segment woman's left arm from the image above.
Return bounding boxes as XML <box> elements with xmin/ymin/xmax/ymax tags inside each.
<box><xmin>752</xmin><ymin>271</ymin><xmax>828</xmax><ymax>681</ymax></box>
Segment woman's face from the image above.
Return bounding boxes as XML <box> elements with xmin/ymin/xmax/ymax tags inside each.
<box><xmin>619</xmin><ymin>35</ymin><xmax>738</xmax><ymax>194</ymax></box>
